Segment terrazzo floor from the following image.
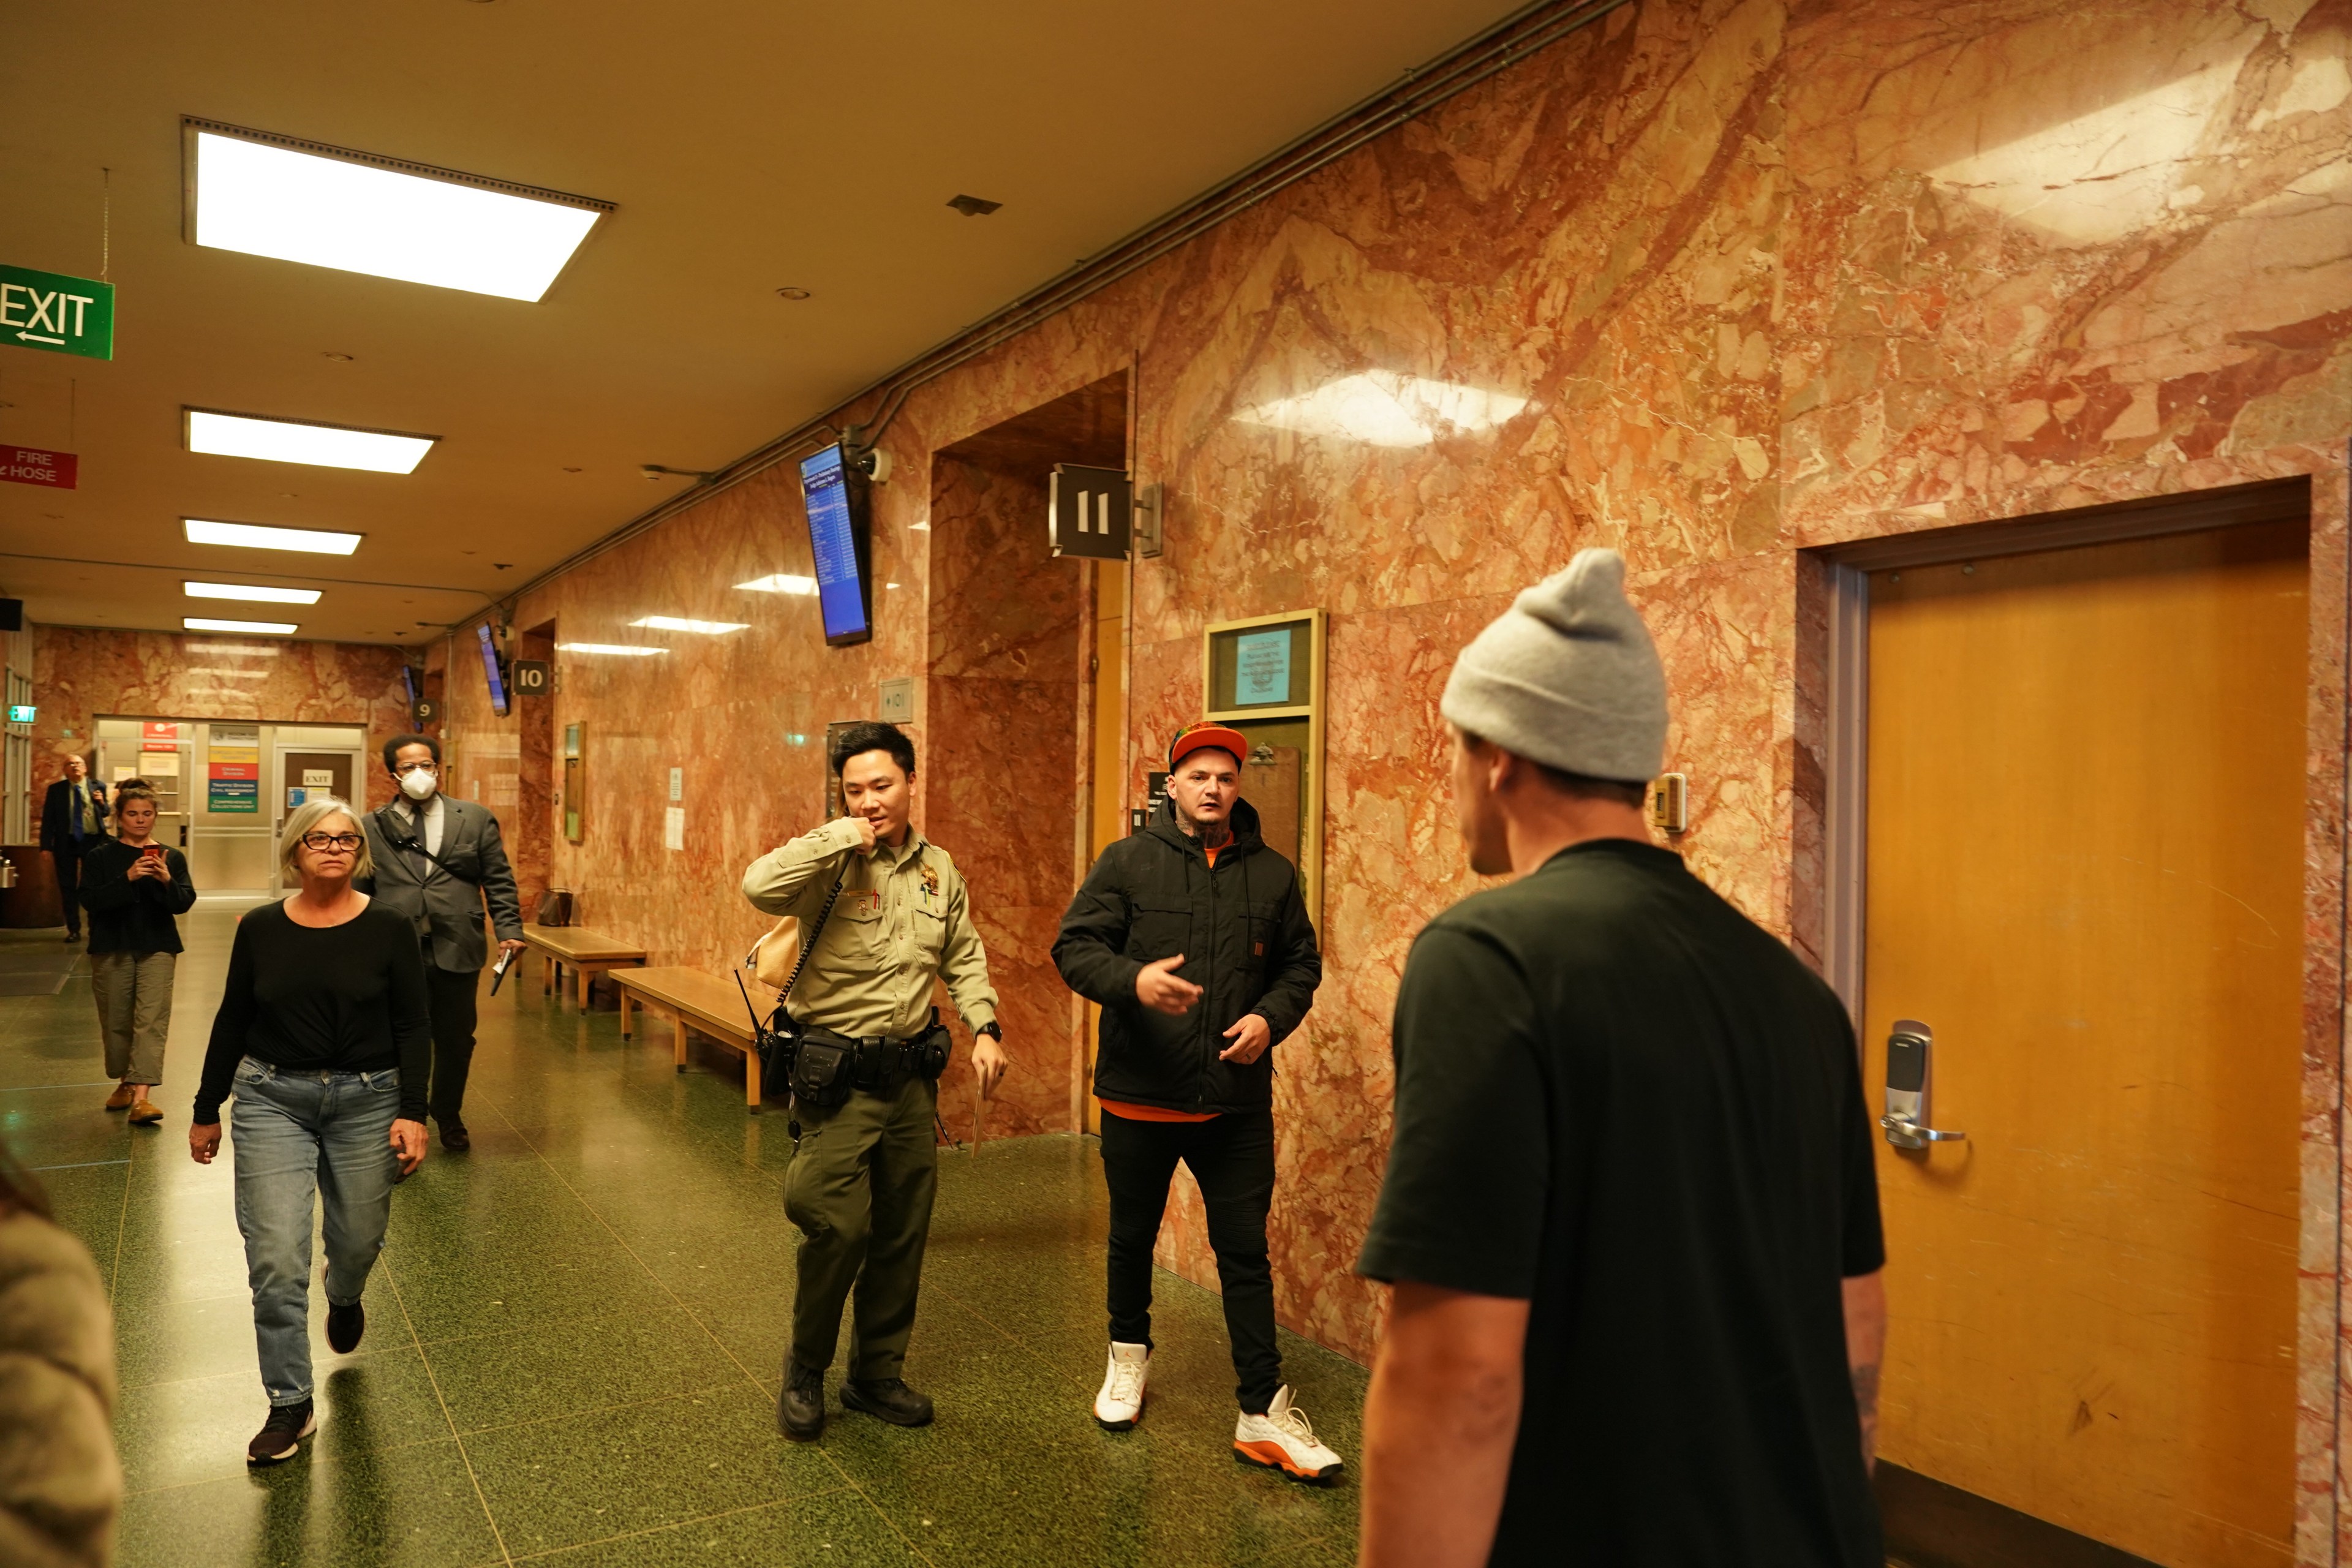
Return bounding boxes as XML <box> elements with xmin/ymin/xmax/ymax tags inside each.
<box><xmin>3</xmin><ymin>901</ymin><xmax>1366</xmax><ymax>1567</ymax></box>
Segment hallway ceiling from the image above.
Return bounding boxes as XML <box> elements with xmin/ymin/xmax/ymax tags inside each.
<box><xmin>0</xmin><ymin>0</ymin><xmax>1526</xmax><ymax>650</ymax></box>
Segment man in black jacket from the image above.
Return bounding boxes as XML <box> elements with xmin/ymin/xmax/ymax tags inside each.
<box><xmin>38</xmin><ymin>755</ymin><xmax>107</xmax><ymax>942</ymax></box>
<box><xmin>1053</xmin><ymin>721</ymin><xmax>1340</xmax><ymax>1483</ymax></box>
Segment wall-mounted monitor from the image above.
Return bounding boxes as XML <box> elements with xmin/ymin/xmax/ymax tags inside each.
<box><xmin>799</xmin><ymin>444</ymin><xmax>874</xmax><ymax>646</ymax></box>
<box><xmin>401</xmin><ymin>666</ymin><xmax>421</xmax><ymax>707</ymax></box>
<box><xmin>478</xmin><ymin>623</ymin><xmax>510</xmax><ymax>717</ymax></box>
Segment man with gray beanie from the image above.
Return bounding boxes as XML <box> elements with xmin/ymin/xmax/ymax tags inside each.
<box><xmin>1352</xmin><ymin>550</ymin><xmax>1887</xmax><ymax>1568</ymax></box>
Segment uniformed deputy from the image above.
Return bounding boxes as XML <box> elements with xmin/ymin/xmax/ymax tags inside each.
<box><xmin>741</xmin><ymin>722</ymin><xmax>1007</xmax><ymax>1442</ymax></box>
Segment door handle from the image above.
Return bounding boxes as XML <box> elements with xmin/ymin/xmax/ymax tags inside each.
<box><xmin>1882</xmin><ymin>1019</ymin><xmax>1966</xmax><ymax>1150</ymax></box>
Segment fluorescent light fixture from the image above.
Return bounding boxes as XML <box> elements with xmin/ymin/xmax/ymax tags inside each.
<box><xmin>631</xmin><ymin>616</ymin><xmax>749</xmax><ymax>635</ymax></box>
<box><xmin>186</xmin><ymin>408</ymin><xmax>436</xmax><ymax>473</ymax></box>
<box><xmin>188</xmin><ymin>123</ymin><xmax>610</xmax><ymax>302</ymax></box>
<box><xmin>186</xmin><ymin>616</ymin><xmax>297</xmax><ymax>635</ymax></box>
<box><xmin>1235</xmin><ymin>371</ymin><xmax>1529</xmax><ymax>448</ymax></box>
<box><xmin>184</xmin><ymin>518</ymin><xmax>363</xmax><ymax>556</ymax></box>
<box><xmin>556</xmin><ymin>643</ymin><xmax>666</xmax><ymax>657</ymax></box>
<box><xmin>736</xmin><ymin>574</ymin><xmax>818</xmax><ymax>595</ymax></box>
<box><xmin>184</xmin><ymin>581</ymin><xmax>322</xmax><ymax>605</ymax></box>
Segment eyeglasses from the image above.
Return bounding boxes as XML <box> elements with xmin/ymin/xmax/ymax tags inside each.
<box><xmin>300</xmin><ymin>832</ymin><xmax>364</xmax><ymax>851</ymax></box>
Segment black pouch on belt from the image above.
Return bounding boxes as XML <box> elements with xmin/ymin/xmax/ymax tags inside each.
<box><xmin>912</xmin><ymin>1008</ymin><xmax>952</xmax><ymax>1081</ymax></box>
<box><xmin>788</xmin><ymin>1028</ymin><xmax>856</xmax><ymax>1109</ymax></box>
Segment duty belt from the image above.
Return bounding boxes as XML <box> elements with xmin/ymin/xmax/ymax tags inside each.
<box><xmin>802</xmin><ymin>1028</ymin><xmax>927</xmax><ymax>1095</ymax></box>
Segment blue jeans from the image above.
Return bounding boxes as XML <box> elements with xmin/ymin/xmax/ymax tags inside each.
<box><xmin>230</xmin><ymin>1057</ymin><xmax>401</xmax><ymax>1406</ymax></box>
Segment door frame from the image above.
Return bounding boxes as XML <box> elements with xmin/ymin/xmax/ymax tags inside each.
<box><xmin>1808</xmin><ymin>473</ymin><xmax>2337</xmax><ymax>1563</ymax></box>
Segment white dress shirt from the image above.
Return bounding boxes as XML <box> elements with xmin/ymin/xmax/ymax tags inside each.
<box><xmin>407</xmin><ymin>793</ymin><xmax>445</xmax><ymax>858</ymax></box>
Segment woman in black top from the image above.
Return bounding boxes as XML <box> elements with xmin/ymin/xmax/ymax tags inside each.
<box><xmin>80</xmin><ymin>785</ymin><xmax>196</xmax><ymax>1124</ymax></box>
<box><xmin>190</xmin><ymin>796</ymin><xmax>429</xmax><ymax>1468</ymax></box>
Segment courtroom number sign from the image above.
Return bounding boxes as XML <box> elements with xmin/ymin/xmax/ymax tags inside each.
<box><xmin>511</xmin><ymin>660</ymin><xmax>551</xmax><ymax>697</ymax></box>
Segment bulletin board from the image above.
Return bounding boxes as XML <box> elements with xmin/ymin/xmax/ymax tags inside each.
<box><xmin>1202</xmin><ymin>608</ymin><xmax>1325</xmax><ymax>926</ymax></box>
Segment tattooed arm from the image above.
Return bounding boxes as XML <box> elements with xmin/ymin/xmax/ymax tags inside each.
<box><xmin>1842</xmin><ymin>1270</ymin><xmax>1887</xmax><ymax>1474</ymax></box>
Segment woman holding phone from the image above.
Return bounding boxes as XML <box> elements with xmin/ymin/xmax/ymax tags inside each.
<box><xmin>190</xmin><ymin>796</ymin><xmax>431</xmax><ymax>1466</ymax></box>
<box><xmin>80</xmin><ymin>784</ymin><xmax>195</xmax><ymax>1124</ymax></box>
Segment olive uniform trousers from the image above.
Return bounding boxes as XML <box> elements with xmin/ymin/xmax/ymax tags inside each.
<box><xmin>784</xmin><ymin>1072</ymin><xmax>938</xmax><ymax>1381</ymax></box>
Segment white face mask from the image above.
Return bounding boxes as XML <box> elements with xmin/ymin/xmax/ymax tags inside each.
<box><xmin>399</xmin><ymin>767</ymin><xmax>438</xmax><ymax>801</ymax></box>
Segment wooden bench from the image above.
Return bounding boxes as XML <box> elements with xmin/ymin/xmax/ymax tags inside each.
<box><xmin>612</xmin><ymin>966</ymin><xmax>777</xmax><ymax>1111</ymax></box>
<box><xmin>521</xmin><ymin>926</ymin><xmax>648</xmax><ymax>1009</ymax></box>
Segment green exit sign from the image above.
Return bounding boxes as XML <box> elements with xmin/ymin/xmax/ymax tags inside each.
<box><xmin>7</xmin><ymin>705</ymin><xmax>34</xmax><ymax>723</ymax></box>
<box><xmin>0</xmin><ymin>265</ymin><xmax>113</xmax><ymax>360</ymax></box>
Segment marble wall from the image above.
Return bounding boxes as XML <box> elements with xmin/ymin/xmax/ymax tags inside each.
<box><xmin>24</xmin><ymin>625</ymin><xmax>411</xmax><ymax>812</ymax></box>
<box><xmin>431</xmin><ymin>0</ymin><xmax>2352</xmax><ymax>1551</ymax></box>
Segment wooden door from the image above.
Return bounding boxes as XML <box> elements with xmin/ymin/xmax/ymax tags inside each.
<box><xmin>1863</xmin><ymin>519</ymin><xmax>2306</xmax><ymax>1567</ymax></box>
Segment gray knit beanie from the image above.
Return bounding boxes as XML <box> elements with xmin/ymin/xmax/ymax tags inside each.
<box><xmin>1439</xmin><ymin>549</ymin><xmax>1667</xmax><ymax>783</ymax></box>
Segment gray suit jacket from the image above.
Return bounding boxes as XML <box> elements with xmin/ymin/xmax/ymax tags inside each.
<box><xmin>358</xmin><ymin>796</ymin><xmax>525</xmax><ymax>973</ymax></box>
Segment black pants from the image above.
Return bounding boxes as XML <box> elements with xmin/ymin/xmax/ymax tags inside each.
<box><xmin>424</xmin><ymin>963</ymin><xmax>480</xmax><ymax>1127</ymax></box>
<box><xmin>49</xmin><ymin>847</ymin><xmax>85</xmax><ymax>937</ymax></box>
<box><xmin>1099</xmin><ymin>1106</ymin><xmax>1281</xmax><ymax>1414</ymax></box>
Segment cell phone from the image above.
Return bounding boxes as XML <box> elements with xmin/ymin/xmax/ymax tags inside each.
<box><xmin>140</xmin><ymin>844</ymin><xmax>165</xmax><ymax>860</ymax></box>
<box><xmin>489</xmin><ymin>946</ymin><xmax>515</xmax><ymax>996</ymax></box>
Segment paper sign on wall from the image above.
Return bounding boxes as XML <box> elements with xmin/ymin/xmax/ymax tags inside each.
<box><xmin>208</xmin><ymin>778</ymin><xmax>258</xmax><ymax>813</ymax></box>
<box><xmin>664</xmin><ymin>805</ymin><xmax>684</xmax><ymax>851</ymax></box>
<box><xmin>303</xmin><ymin>769</ymin><xmax>333</xmax><ymax>788</ymax></box>
<box><xmin>138</xmin><ymin>750</ymin><xmax>180</xmax><ymax>776</ymax></box>
<box><xmin>1234</xmin><ymin>629</ymin><xmax>1292</xmax><ymax>706</ymax></box>
<box><xmin>668</xmin><ymin>766</ymin><xmax>683</xmax><ymax>802</ymax></box>
<box><xmin>113</xmin><ymin>766</ymin><xmax>138</xmax><ymax>783</ymax></box>
<box><xmin>142</xmin><ymin>722</ymin><xmax>181</xmax><ymax>744</ymax></box>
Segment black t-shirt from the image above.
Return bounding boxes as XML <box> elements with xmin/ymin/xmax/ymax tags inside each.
<box><xmin>1358</xmin><ymin>839</ymin><xmax>1884</xmax><ymax>1567</ymax></box>
<box><xmin>194</xmin><ymin>900</ymin><xmax>432</xmax><ymax>1124</ymax></box>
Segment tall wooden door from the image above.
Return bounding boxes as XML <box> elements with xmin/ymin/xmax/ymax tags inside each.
<box><xmin>1862</xmin><ymin>519</ymin><xmax>2307</xmax><ymax>1567</ymax></box>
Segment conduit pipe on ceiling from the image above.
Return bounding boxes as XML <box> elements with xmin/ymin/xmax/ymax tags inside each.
<box><xmin>459</xmin><ymin>0</ymin><xmax>1635</xmax><ymax>635</ymax></box>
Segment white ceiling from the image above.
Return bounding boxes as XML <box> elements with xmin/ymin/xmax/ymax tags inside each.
<box><xmin>0</xmin><ymin>0</ymin><xmax>1526</xmax><ymax>647</ymax></box>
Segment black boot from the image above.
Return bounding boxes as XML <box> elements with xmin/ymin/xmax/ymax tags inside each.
<box><xmin>842</xmin><ymin>1377</ymin><xmax>934</xmax><ymax>1427</ymax></box>
<box><xmin>778</xmin><ymin>1361</ymin><xmax>826</xmax><ymax>1442</ymax></box>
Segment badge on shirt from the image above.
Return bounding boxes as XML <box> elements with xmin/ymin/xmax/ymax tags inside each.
<box><xmin>919</xmin><ymin>862</ymin><xmax>941</xmax><ymax>912</ymax></box>
<box><xmin>852</xmin><ymin>890</ymin><xmax>883</xmax><ymax>918</ymax></box>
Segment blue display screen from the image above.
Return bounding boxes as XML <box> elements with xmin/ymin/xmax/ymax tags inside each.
<box><xmin>478</xmin><ymin>623</ymin><xmax>510</xmax><ymax>716</ymax></box>
<box><xmin>799</xmin><ymin>445</ymin><xmax>869</xmax><ymax>643</ymax></box>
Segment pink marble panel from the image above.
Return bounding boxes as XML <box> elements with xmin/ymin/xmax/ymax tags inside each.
<box><xmin>414</xmin><ymin>3</ymin><xmax>2352</xmax><ymax>1544</ymax></box>
<box><xmin>28</xmin><ymin>626</ymin><xmax>410</xmax><ymax>812</ymax></box>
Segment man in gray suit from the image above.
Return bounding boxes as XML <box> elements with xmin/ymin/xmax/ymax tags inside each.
<box><xmin>359</xmin><ymin>734</ymin><xmax>525</xmax><ymax>1151</ymax></box>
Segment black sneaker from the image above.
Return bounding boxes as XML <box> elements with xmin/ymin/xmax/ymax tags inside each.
<box><xmin>326</xmin><ymin>1299</ymin><xmax>364</xmax><ymax>1354</ymax></box>
<box><xmin>247</xmin><ymin>1400</ymin><xmax>315</xmax><ymax>1466</ymax></box>
<box><xmin>779</xmin><ymin>1362</ymin><xmax>826</xmax><ymax>1442</ymax></box>
<box><xmin>842</xmin><ymin>1377</ymin><xmax>934</xmax><ymax>1428</ymax></box>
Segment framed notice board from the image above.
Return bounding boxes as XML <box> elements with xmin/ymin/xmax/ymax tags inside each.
<box><xmin>1202</xmin><ymin>608</ymin><xmax>1325</xmax><ymax>925</ymax></box>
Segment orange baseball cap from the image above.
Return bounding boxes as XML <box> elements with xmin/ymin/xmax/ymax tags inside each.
<box><xmin>1168</xmin><ymin>722</ymin><xmax>1249</xmax><ymax>771</ymax></box>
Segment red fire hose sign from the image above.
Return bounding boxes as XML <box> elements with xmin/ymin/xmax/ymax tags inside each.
<box><xmin>0</xmin><ymin>446</ymin><xmax>76</xmax><ymax>489</ymax></box>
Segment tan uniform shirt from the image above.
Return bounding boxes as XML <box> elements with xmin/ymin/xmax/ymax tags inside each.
<box><xmin>741</xmin><ymin>818</ymin><xmax>1000</xmax><ymax>1041</ymax></box>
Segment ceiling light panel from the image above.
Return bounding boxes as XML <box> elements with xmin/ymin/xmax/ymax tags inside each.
<box><xmin>631</xmin><ymin>616</ymin><xmax>749</xmax><ymax>635</ymax></box>
<box><xmin>556</xmin><ymin>643</ymin><xmax>666</xmax><ymax>657</ymax></box>
<box><xmin>184</xmin><ymin>519</ymin><xmax>363</xmax><ymax>556</ymax></box>
<box><xmin>186</xmin><ymin>409</ymin><xmax>437</xmax><ymax>474</ymax></box>
<box><xmin>189</xmin><ymin>124</ymin><xmax>610</xmax><ymax>302</ymax></box>
<box><xmin>184</xmin><ymin>581</ymin><xmax>322</xmax><ymax>605</ymax></box>
<box><xmin>736</xmin><ymin>574</ymin><xmax>818</xmax><ymax>595</ymax></box>
<box><xmin>186</xmin><ymin>617</ymin><xmax>298</xmax><ymax>635</ymax></box>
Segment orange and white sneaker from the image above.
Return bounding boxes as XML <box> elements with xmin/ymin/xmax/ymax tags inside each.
<box><xmin>1234</xmin><ymin>1385</ymin><xmax>1343</xmax><ymax>1484</ymax></box>
<box><xmin>1094</xmin><ymin>1341</ymin><xmax>1150</xmax><ymax>1430</ymax></box>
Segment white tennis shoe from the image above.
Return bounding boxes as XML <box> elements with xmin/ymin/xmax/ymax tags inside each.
<box><xmin>1234</xmin><ymin>1385</ymin><xmax>1344</xmax><ymax>1484</ymax></box>
<box><xmin>1095</xmin><ymin>1341</ymin><xmax>1150</xmax><ymax>1430</ymax></box>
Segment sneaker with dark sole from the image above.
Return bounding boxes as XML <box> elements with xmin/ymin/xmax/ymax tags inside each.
<box><xmin>842</xmin><ymin>1377</ymin><xmax>934</xmax><ymax>1427</ymax></box>
<box><xmin>247</xmin><ymin>1400</ymin><xmax>315</xmax><ymax>1466</ymax></box>
<box><xmin>779</xmin><ymin>1363</ymin><xmax>826</xmax><ymax>1442</ymax></box>
<box><xmin>326</xmin><ymin>1299</ymin><xmax>364</xmax><ymax>1354</ymax></box>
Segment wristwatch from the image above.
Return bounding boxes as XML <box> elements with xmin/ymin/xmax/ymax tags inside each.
<box><xmin>975</xmin><ymin>1022</ymin><xmax>1003</xmax><ymax>1042</ymax></box>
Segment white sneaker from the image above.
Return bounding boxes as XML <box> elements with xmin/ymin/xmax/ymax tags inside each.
<box><xmin>1095</xmin><ymin>1341</ymin><xmax>1150</xmax><ymax>1431</ymax></box>
<box><xmin>1234</xmin><ymin>1384</ymin><xmax>1344</xmax><ymax>1483</ymax></box>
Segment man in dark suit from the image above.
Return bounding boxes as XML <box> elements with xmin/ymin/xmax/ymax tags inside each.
<box><xmin>39</xmin><ymin>755</ymin><xmax>108</xmax><ymax>943</ymax></box>
<box><xmin>356</xmin><ymin>734</ymin><xmax>524</xmax><ymax>1150</ymax></box>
